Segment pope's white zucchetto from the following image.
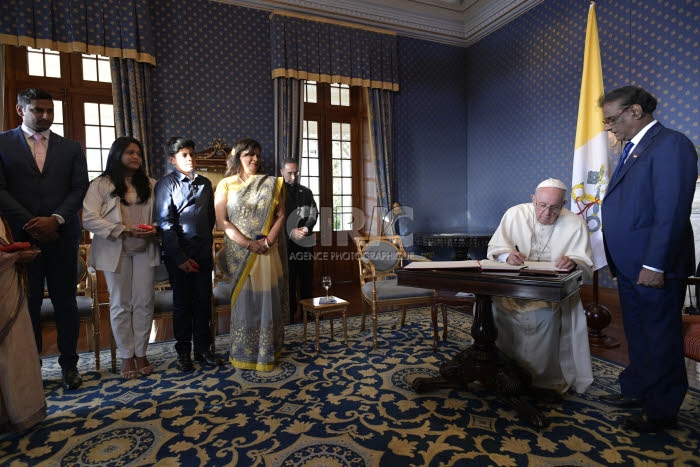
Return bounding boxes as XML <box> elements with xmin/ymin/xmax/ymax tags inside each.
<box><xmin>537</xmin><ymin>178</ymin><xmax>568</xmax><ymax>191</ymax></box>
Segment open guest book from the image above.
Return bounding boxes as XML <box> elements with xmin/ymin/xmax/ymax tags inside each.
<box><xmin>520</xmin><ymin>261</ymin><xmax>570</xmax><ymax>275</ymax></box>
<box><xmin>403</xmin><ymin>259</ymin><xmax>480</xmax><ymax>270</ymax></box>
<box><xmin>479</xmin><ymin>260</ymin><xmax>569</xmax><ymax>274</ymax></box>
<box><xmin>403</xmin><ymin>259</ymin><xmax>569</xmax><ymax>275</ymax></box>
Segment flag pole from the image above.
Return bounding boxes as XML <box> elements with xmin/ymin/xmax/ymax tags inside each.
<box><xmin>572</xmin><ymin>1</ymin><xmax>620</xmax><ymax>349</ymax></box>
<box><xmin>584</xmin><ymin>270</ymin><xmax>620</xmax><ymax>348</ymax></box>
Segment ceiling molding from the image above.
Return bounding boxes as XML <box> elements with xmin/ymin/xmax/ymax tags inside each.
<box><xmin>214</xmin><ymin>0</ymin><xmax>543</xmax><ymax>47</ymax></box>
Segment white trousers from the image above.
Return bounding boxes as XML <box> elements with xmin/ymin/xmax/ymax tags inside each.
<box><xmin>104</xmin><ymin>253</ymin><xmax>155</xmax><ymax>359</ymax></box>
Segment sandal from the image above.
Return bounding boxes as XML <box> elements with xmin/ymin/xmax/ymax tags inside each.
<box><xmin>121</xmin><ymin>358</ymin><xmax>138</xmax><ymax>379</ymax></box>
<box><xmin>136</xmin><ymin>356</ymin><xmax>153</xmax><ymax>376</ymax></box>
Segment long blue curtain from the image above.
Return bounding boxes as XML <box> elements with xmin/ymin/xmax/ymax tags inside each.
<box><xmin>270</xmin><ymin>11</ymin><xmax>399</xmax><ymax>211</ymax></box>
<box><xmin>110</xmin><ymin>58</ymin><xmax>154</xmax><ymax>174</ymax></box>
<box><xmin>273</xmin><ymin>78</ymin><xmax>304</xmax><ymax>174</ymax></box>
<box><xmin>367</xmin><ymin>88</ymin><xmax>395</xmax><ymax>211</ymax></box>
<box><xmin>270</xmin><ymin>11</ymin><xmax>399</xmax><ymax>91</ymax></box>
<box><xmin>0</xmin><ymin>0</ymin><xmax>155</xmax><ymax>65</ymax></box>
<box><xmin>1</xmin><ymin>1</ymin><xmax>156</xmax><ymax>170</ymax></box>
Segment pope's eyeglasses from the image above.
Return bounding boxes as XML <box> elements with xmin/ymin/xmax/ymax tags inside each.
<box><xmin>534</xmin><ymin>201</ymin><xmax>562</xmax><ymax>214</ymax></box>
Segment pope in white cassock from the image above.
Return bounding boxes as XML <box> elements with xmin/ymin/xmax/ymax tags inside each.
<box><xmin>487</xmin><ymin>178</ymin><xmax>594</xmax><ymax>394</ymax></box>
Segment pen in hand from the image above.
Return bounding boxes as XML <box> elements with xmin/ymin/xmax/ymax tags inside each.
<box><xmin>512</xmin><ymin>244</ymin><xmax>524</xmax><ymax>265</ymax></box>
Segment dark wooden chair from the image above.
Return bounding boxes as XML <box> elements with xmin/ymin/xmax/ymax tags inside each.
<box><xmin>212</xmin><ymin>232</ymin><xmax>231</xmax><ymax>338</ymax></box>
<box><xmin>684</xmin><ymin>275</ymin><xmax>700</xmax><ymax>362</ymax></box>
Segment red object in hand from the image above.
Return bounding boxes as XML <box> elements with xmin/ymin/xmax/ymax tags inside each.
<box><xmin>0</xmin><ymin>241</ymin><xmax>32</xmax><ymax>252</ymax></box>
<box><xmin>137</xmin><ymin>224</ymin><xmax>154</xmax><ymax>231</ymax></box>
<box><xmin>191</xmin><ymin>260</ymin><xmax>200</xmax><ymax>271</ymax></box>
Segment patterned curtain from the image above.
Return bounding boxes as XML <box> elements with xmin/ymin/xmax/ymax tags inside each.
<box><xmin>0</xmin><ymin>0</ymin><xmax>155</xmax><ymax>65</ymax></box>
<box><xmin>270</xmin><ymin>11</ymin><xmax>398</xmax><ymax>91</ymax></box>
<box><xmin>0</xmin><ymin>45</ymin><xmax>6</xmax><ymax>131</ymax></box>
<box><xmin>273</xmin><ymin>78</ymin><xmax>304</xmax><ymax>175</ymax></box>
<box><xmin>366</xmin><ymin>88</ymin><xmax>395</xmax><ymax>211</ymax></box>
<box><xmin>110</xmin><ymin>59</ymin><xmax>154</xmax><ymax>175</ymax></box>
<box><xmin>270</xmin><ymin>11</ymin><xmax>400</xmax><ymax>214</ymax></box>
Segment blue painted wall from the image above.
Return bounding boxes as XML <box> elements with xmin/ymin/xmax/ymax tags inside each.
<box><xmin>466</xmin><ymin>0</ymin><xmax>700</xmax><ymax>230</ymax></box>
<box><xmin>148</xmin><ymin>0</ymin><xmax>699</xmax><ymax>269</ymax></box>
<box><xmin>150</xmin><ymin>0</ymin><xmax>274</xmax><ymax>177</ymax></box>
<box><xmin>394</xmin><ymin>37</ymin><xmax>468</xmax><ymax>232</ymax></box>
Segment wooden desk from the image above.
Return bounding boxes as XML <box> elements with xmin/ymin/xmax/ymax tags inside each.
<box><xmin>397</xmin><ymin>267</ymin><xmax>583</xmax><ymax>429</ymax></box>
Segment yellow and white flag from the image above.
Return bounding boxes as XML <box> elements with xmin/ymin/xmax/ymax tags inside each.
<box><xmin>571</xmin><ymin>2</ymin><xmax>608</xmax><ymax>271</ymax></box>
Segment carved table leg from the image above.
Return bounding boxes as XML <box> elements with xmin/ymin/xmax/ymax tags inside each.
<box><xmin>412</xmin><ymin>294</ymin><xmax>548</xmax><ymax>429</ymax></box>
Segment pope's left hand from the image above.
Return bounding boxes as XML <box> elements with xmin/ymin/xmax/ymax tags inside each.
<box><xmin>555</xmin><ymin>256</ymin><xmax>576</xmax><ymax>271</ymax></box>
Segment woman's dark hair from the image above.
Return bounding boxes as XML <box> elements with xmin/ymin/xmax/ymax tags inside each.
<box><xmin>101</xmin><ymin>136</ymin><xmax>151</xmax><ymax>204</ymax></box>
<box><xmin>225</xmin><ymin>138</ymin><xmax>262</xmax><ymax>177</ymax></box>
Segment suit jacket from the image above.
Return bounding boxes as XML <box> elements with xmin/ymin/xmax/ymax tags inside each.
<box><xmin>0</xmin><ymin>126</ymin><xmax>88</xmax><ymax>242</ymax></box>
<box><xmin>284</xmin><ymin>182</ymin><xmax>318</xmax><ymax>251</ymax></box>
<box><xmin>602</xmin><ymin>122</ymin><xmax>698</xmax><ymax>279</ymax></box>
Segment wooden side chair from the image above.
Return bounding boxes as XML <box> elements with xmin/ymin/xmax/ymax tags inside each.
<box><xmin>353</xmin><ymin>235</ymin><xmax>437</xmax><ymax>350</ymax></box>
<box><xmin>684</xmin><ymin>275</ymin><xmax>700</xmax><ymax>362</ymax></box>
<box><xmin>212</xmin><ymin>232</ymin><xmax>231</xmax><ymax>337</ymax></box>
<box><xmin>40</xmin><ymin>244</ymin><xmax>101</xmax><ymax>369</ymax></box>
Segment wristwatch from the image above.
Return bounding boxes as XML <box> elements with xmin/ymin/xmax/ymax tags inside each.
<box><xmin>51</xmin><ymin>214</ymin><xmax>65</xmax><ymax>225</ymax></box>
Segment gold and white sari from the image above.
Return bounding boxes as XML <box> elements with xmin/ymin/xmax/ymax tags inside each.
<box><xmin>216</xmin><ymin>175</ymin><xmax>287</xmax><ymax>371</ymax></box>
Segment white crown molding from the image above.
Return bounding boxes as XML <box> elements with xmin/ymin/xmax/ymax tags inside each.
<box><xmin>213</xmin><ymin>0</ymin><xmax>543</xmax><ymax>47</ymax></box>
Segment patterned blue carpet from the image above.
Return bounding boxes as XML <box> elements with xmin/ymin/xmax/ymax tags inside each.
<box><xmin>1</xmin><ymin>308</ymin><xmax>699</xmax><ymax>466</ymax></box>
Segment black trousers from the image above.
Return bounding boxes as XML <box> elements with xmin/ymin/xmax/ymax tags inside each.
<box><xmin>26</xmin><ymin>236</ymin><xmax>80</xmax><ymax>370</ymax></box>
<box><xmin>165</xmin><ymin>256</ymin><xmax>213</xmax><ymax>356</ymax></box>
<box><xmin>288</xmin><ymin>248</ymin><xmax>314</xmax><ymax>317</ymax></box>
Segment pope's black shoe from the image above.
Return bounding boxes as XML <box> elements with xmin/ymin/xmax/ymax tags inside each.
<box><xmin>61</xmin><ymin>367</ymin><xmax>82</xmax><ymax>390</ymax></box>
<box><xmin>598</xmin><ymin>393</ymin><xmax>643</xmax><ymax>408</ymax></box>
<box><xmin>176</xmin><ymin>353</ymin><xmax>194</xmax><ymax>371</ymax></box>
<box><xmin>194</xmin><ymin>350</ymin><xmax>224</xmax><ymax>367</ymax></box>
<box><xmin>622</xmin><ymin>414</ymin><xmax>677</xmax><ymax>433</ymax></box>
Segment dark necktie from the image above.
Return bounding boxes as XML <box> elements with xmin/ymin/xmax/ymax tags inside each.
<box><xmin>611</xmin><ymin>141</ymin><xmax>634</xmax><ymax>184</ymax></box>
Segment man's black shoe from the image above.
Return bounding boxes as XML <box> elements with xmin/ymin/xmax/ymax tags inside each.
<box><xmin>599</xmin><ymin>393</ymin><xmax>643</xmax><ymax>408</ymax></box>
<box><xmin>62</xmin><ymin>367</ymin><xmax>82</xmax><ymax>390</ymax></box>
<box><xmin>194</xmin><ymin>350</ymin><xmax>224</xmax><ymax>366</ymax></box>
<box><xmin>176</xmin><ymin>353</ymin><xmax>194</xmax><ymax>371</ymax></box>
<box><xmin>622</xmin><ymin>414</ymin><xmax>677</xmax><ymax>433</ymax></box>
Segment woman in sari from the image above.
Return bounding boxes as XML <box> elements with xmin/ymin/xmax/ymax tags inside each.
<box><xmin>0</xmin><ymin>213</ymin><xmax>46</xmax><ymax>433</ymax></box>
<box><xmin>214</xmin><ymin>138</ymin><xmax>287</xmax><ymax>371</ymax></box>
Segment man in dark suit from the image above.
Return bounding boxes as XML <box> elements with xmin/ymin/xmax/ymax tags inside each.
<box><xmin>0</xmin><ymin>88</ymin><xmax>89</xmax><ymax>389</ymax></box>
<box><xmin>281</xmin><ymin>158</ymin><xmax>318</xmax><ymax>322</ymax></box>
<box><xmin>600</xmin><ymin>86</ymin><xmax>697</xmax><ymax>432</ymax></box>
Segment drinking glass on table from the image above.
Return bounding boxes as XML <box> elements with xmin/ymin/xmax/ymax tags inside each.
<box><xmin>321</xmin><ymin>275</ymin><xmax>332</xmax><ymax>301</ymax></box>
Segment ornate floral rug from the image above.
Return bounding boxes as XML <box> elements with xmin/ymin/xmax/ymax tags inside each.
<box><xmin>1</xmin><ymin>308</ymin><xmax>699</xmax><ymax>466</ymax></box>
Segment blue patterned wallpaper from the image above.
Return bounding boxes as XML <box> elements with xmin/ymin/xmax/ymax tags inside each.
<box><xmin>149</xmin><ymin>0</ymin><xmax>274</xmax><ymax>178</ymax></box>
<box><xmin>394</xmin><ymin>37</ymin><xmax>468</xmax><ymax>231</ymax></box>
<box><xmin>146</xmin><ymin>0</ymin><xmax>699</xmax><ymax>257</ymax></box>
<box><xmin>466</xmin><ymin>0</ymin><xmax>700</xmax><ymax>229</ymax></box>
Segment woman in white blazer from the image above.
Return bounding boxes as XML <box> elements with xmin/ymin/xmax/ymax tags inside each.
<box><xmin>82</xmin><ymin>137</ymin><xmax>160</xmax><ymax>379</ymax></box>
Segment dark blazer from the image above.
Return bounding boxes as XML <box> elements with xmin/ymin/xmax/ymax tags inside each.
<box><xmin>602</xmin><ymin>122</ymin><xmax>697</xmax><ymax>280</ymax></box>
<box><xmin>0</xmin><ymin>126</ymin><xmax>88</xmax><ymax>241</ymax></box>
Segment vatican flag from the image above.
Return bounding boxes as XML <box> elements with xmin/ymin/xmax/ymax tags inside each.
<box><xmin>571</xmin><ymin>2</ymin><xmax>608</xmax><ymax>271</ymax></box>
